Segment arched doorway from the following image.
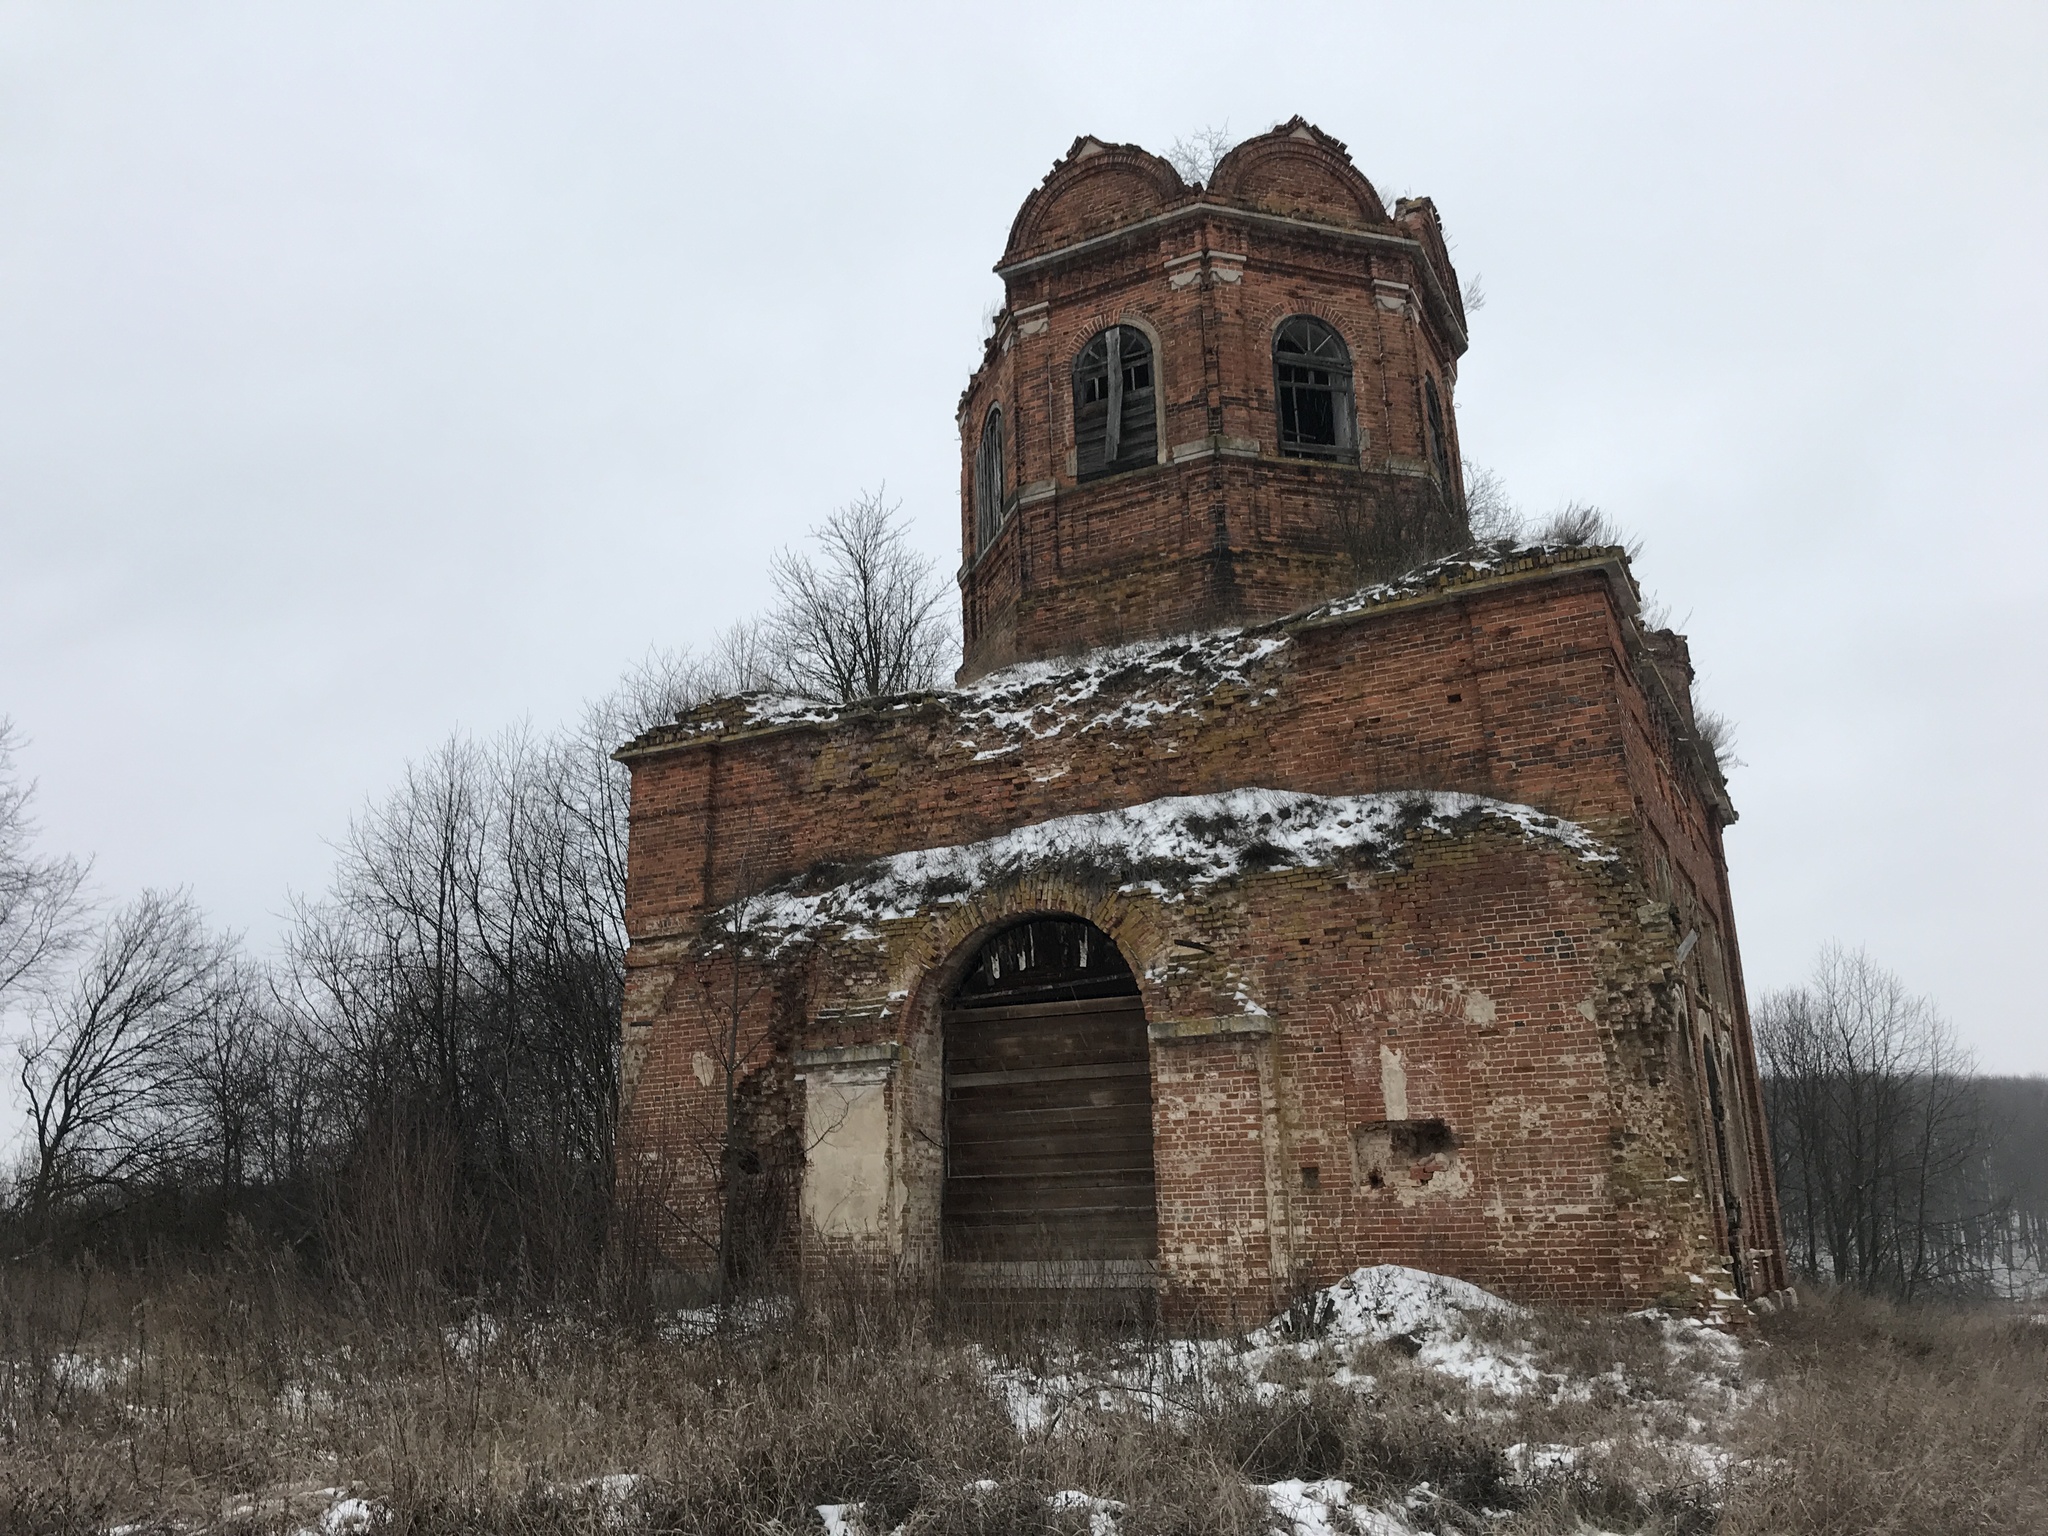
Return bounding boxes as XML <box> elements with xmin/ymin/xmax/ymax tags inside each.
<box><xmin>942</xmin><ymin>917</ymin><xmax>1158</xmax><ymax>1270</ymax></box>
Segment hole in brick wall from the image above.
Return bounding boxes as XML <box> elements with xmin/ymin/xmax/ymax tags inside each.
<box><xmin>1300</xmin><ymin>1165</ymin><xmax>1321</xmax><ymax>1191</ymax></box>
<box><xmin>1446</xmin><ymin>693</ymin><xmax>1462</xmax><ymax>703</ymax></box>
<box><xmin>1353</xmin><ymin>1118</ymin><xmax>1460</xmax><ymax>1195</ymax></box>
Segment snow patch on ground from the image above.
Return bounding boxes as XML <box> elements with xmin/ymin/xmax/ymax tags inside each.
<box><xmin>310</xmin><ymin>1494</ymin><xmax>380</xmax><ymax>1536</ymax></box>
<box><xmin>973</xmin><ymin>1263</ymin><xmax>1757</xmax><ymax>1531</ymax></box>
<box><xmin>441</xmin><ymin>1310</ymin><xmax>502</xmax><ymax>1363</ymax></box>
<box><xmin>1264</xmin><ymin>1478</ymin><xmax>1419</xmax><ymax>1536</ymax></box>
<box><xmin>984</xmin><ymin>1265</ymin><xmax>1541</xmax><ymax>1435</ymax></box>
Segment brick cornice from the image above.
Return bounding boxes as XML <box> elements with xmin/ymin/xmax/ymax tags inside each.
<box><xmin>995</xmin><ymin>200</ymin><xmax>1468</xmax><ymax>358</ymax></box>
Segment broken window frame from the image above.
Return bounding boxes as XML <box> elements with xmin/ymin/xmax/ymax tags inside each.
<box><xmin>1423</xmin><ymin>375</ymin><xmax>1452</xmax><ymax>487</ymax></box>
<box><xmin>1274</xmin><ymin>316</ymin><xmax>1356</xmax><ymax>459</ymax></box>
<box><xmin>1073</xmin><ymin>325</ymin><xmax>1158</xmax><ymax>481</ymax></box>
<box><xmin>974</xmin><ymin>405</ymin><xmax>1009</xmax><ymax>551</ymax></box>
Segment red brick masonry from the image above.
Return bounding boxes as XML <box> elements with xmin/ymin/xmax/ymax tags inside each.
<box><xmin>616</xmin><ymin>548</ymin><xmax>1787</xmax><ymax>1313</ymax></box>
<box><xmin>616</xmin><ymin>120</ymin><xmax>1783</xmax><ymax>1315</ymax></box>
<box><xmin>957</xmin><ymin>119</ymin><xmax>1470</xmax><ymax>679</ymax></box>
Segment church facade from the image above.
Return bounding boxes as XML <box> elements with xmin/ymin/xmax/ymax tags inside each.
<box><xmin>615</xmin><ymin>121</ymin><xmax>1786</xmax><ymax>1316</ymax></box>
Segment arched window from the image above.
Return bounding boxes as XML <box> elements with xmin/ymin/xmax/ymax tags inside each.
<box><xmin>974</xmin><ymin>406</ymin><xmax>1007</xmax><ymax>550</ymax></box>
<box><xmin>1274</xmin><ymin>316</ymin><xmax>1355</xmax><ymax>458</ymax></box>
<box><xmin>1073</xmin><ymin>325</ymin><xmax>1157</xmax><ymax>479</ymax></box>
<box><xmin>1423</xmin><ymin>376</ymin><xmax>1451</xmax><ymax>485</ymax></box>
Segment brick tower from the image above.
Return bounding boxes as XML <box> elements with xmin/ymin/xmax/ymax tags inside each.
<box><xmin>615</xmin><ymin>122</ymin><xmax>1788</xmax><ymax>1318</ymax></box>
<box><xmin>958</xmin><ymin>119</ymin><xmax>1470</xmax><ymax>680</ymax></box>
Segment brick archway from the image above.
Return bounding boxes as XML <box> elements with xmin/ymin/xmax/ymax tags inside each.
<box><xmin>938</xmin><ymin>914</ymin><xmax>1159</xmax><ymax>1282</ymax></box>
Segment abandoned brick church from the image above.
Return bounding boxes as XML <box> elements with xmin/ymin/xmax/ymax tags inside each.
<box><xmin>616</xmin><ymin>120</ymin><xmax>1787</xmax><ymax>1314</ymax></box>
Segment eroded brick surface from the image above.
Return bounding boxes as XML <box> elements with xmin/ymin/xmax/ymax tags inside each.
<box><xmin>615</xmin><ymin>123</ymin><xmax>1785</xmax><ymax>1315</ymax></box>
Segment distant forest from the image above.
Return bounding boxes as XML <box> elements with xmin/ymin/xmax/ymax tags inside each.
<box><xmin>1980</xmin><ymin>1076</ymin><xmax>2048</xmax><ymax>1288</ymax></box>
<box><xmin>1758</xmin><ymin>946</ymin><xmax>2047</xmax><ymax>1300</ymax></box>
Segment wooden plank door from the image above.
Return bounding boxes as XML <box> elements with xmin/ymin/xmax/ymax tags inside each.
<box><xmin>941</xmin><ymin>995</ymin><xmax>1158</xmax><ymax>1264</ymax></box>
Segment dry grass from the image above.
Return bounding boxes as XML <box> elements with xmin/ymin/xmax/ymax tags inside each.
<box><xmin>1</xmin><ymin>1253</ymin><xmax>2039</xmax><ymax>1536</ymax></box>
<box><xmin>1718</xmin><ymin>1289</ymin><xmax>2048</xmax><ymax>1535</ymax></box>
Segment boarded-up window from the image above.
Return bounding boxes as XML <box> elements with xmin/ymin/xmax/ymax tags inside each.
<box><xmin>974</xmin><ymin>406</ymin><xmax>1007</xmax><ymax>551</ymax></box>
<box><xmin>1073</xmin><ymin>326</ymin><xmax>1157</xmax><ymax>480</ymax></box>
<box><xmin>942</xmin><ymin>918</ymin><xmax>1156</xmax><ymax>1267</ymax></box>
<box><xmin>1274</xmin><ymin>316</ymin><xmax>1355</xmax><ymax>458</ymax></box>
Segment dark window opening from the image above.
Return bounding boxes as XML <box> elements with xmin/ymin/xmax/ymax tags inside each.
<box><xmin>1423</xmin><ymin>375</ymin><xmax>1452</xmax><ymax>485</ymax></box>
<box><xmin>974</xmin><ymin>406</ymin><xmax>1007</xmax><ymax>552</ymax></box>
<box><xmin>1074</xmin><ymin>325</ymin><xmax>1157</xmax><ymax>480</ymax></box>
<box><xmin>1274</xmin><ymin>316</ymin><xmax>1355</xmax><ymax>458</ymax></box>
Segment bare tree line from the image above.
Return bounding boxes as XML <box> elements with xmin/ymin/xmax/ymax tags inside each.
<box><xmin>1757</xmin><ymin>945</ymin><xmax>2046</xmax><ymax>1299</ymax></box>
<box><xmin>0</xmin><ymin>493</ymin><xmax>952</xmax><ymax>1294</ymax></box>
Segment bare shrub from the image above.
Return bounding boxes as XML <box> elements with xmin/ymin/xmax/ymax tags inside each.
<box><xmin>1457</xmin><ymin>470</ymin><xmax>1645</xmax><ymax>566</ymax></box>
<box><xmin>1461</xmin><ymin>461</ymin><xmax>1521</xmax><ymax>544</ymax></box>
<box><xmin>1533</xmin><ymin>501</ymin><xmax>1642</xmax><ymax>559</ymax></box>
<box><xmin>1692</xmin><ymin>705</ymin><xmax>1742</xmax><ymax>775</ymax></box>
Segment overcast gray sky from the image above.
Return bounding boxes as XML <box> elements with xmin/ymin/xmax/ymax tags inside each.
<box><xmin>3</xmin><ymin>2</ymin><xmax>2044</xmax><ymax>1093</ymax></box>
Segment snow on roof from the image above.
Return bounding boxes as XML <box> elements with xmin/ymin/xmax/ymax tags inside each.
<box><xmin>948</xmin><ymin>628</ymin><xmax>1289</xmax><ymax>758</ymax></box>
<box><xmin>726</xmin><ymin>786</ymin><xmax>1612</xmax><ymax>948</ymax></box>
<box><xmin>684</xmin><ymin>622</ymin><xmax>1292</xmax><ymax>757</ymax></box>
<box><xmin>624</xmin><ymin>543</ymin><xmax>1629</xmax><ymax>761</ymax></box>
<box><xmin>1297</xmin><ymin>540</ymin><xmax>1631</xmax><ymax>626</ymax></box>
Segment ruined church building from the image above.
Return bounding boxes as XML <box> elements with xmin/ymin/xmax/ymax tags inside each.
<box><xmin>617</xmin><ymin>120</ymin><xmax>1788</xmax><ymax>1314</ymax></box>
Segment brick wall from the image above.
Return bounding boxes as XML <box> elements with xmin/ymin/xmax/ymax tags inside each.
<box><xmin>612</xmin><ymin>120</ymin><xmax>1785</xmax><ymax>1315</ymax></box>
<box><xmin>956</xmin><ymin>121</ymin><xmax>1470</xmax><ymax>679</ymax></box>
<box><xmin>616</xmin><ymin>550</ymin><xmax>1788</xmax><ymax>1310</ymax></box>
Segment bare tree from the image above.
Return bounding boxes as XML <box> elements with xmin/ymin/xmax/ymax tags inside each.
<box><xmin>1758</xmin><ymin>946</ymin><xmax>1999</xmax><ymax>1298</ymax></box>
<box><xmin>1164</xmin><ymin>124</ymin><xmax>1235</xmax><ymax>184</ymax></box>
<box><xmin>1461</xmin><ymin>461</ymin><xmax>1521</xmax><ymax>544</ymax></box>
<box><xmin>1980</xmin><ymin>1076</ymin><xmax>2048</xmax><ymax>1293</ymax></box>
<box><xmin>277</xmin><ymin>675</ymin><xmax>729</xmax><ymax>1293</ymax></box>
<box><xmin>17</xmin><ymin>890</ymin><xmax>235</xmax><ymax>1220</ymax></box>
<box><xmin>0</xmin><ymin>718</ymin><xmax>89</xmax><ymax>1010</ymax></box>
<box><xmin>763</xmin><ymin>489</ymin><xmax>955</xmax><ymax>703</ymax></box>
<box><xmin>174</xmin><ymin>958</ymin><xmax>278</xmax><ymax>1194</ymax></box>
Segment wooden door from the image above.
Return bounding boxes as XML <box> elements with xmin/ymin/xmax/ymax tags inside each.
<box><xmin>942</xmin><ymin>994</ymin><xmax>1158</xmax><ymax>1264</ymax></box>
